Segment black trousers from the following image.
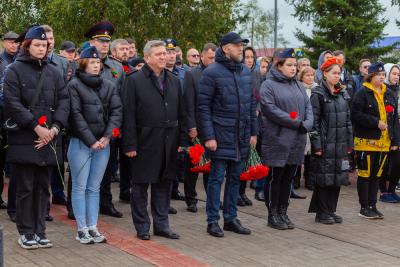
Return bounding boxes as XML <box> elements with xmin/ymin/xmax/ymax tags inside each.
<box><xmin>7</xmin><ymin>164</ymin><xmax>16</xmax><ymax>217</ymax></box>
<box><xmin>119</xmin><ymin>149</ymin><xmax>132</xmax><ymax>198</ymax></box>
<box><xmin>308</xmin><ymin>186</ymin><xmax>340</xmax><ymax>214</ymax></box>
<box><xmin>183</xmin><ymin>151</ymin><xmax>209</xmax><ymax>206</ymax></box>
<box><xmin>264</xmin><ymin>165</ymin><xmax>298</xmax><ymax>209</ymax></box>
<box><xmin>379</xmin><ymin>150</ymin><xmax>400</xmax><ymax>193</ymax></box>
<box><xmin>15</xmin><ymin>164</ymin><xmax>51</xmax><ymax>235</ymax></box>
<box><xmin>130</xmin><ymin>180</ymin><xmax>171</xmax><ymax>234</ymax></box>
<box><xmin>356</xmin><ymin>151</ymin><xmax>388</xmax><ymax>208</ymax></box>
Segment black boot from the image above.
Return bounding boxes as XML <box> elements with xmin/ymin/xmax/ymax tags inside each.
<box><xmin>268</xmin><ymin>207</ymin><xmax>288</xmax><ymax>230</ymax></box>
<box><xmin>240</xmin><ymin>194</ymin><xmax>253</xmax><ymax>206</ymax></box>
<box><xmin>315</xmin><ymin>213</ymin><xmax>335</xmax><ymax>224</ymax></box>
<box><xmin>237</xmin><ymin>195</ymin><xmax>246</xmax><ymax>206</ymax></box>
<box><xmin>279</xmin><ymin>205</ymin><xmax>295</xmax><ymax>229</ymax></box>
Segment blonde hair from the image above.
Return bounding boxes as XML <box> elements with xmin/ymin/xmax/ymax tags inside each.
<box><xmin>299</xmin><ymin>66</ymin><xmax>315</xmax><ymax>82</ymax></box>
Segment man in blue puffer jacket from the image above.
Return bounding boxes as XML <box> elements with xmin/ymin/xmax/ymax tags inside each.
<box><xmin>197</xmin><ymin>32</ymin><xmax>258</xmax><ymax>238</ymax></box>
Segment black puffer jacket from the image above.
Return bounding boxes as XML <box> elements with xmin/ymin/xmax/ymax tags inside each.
<box><xmin>4</xmin><ymin>53</ymin><xmax>70</xmax><ymax>166</ymax></box>
<box><xmin>67</xmin><ymin>70</ymin><xmax>122</xmax><ymax>147</ymax></box>
<box><xmin>309</xmin><ymin>82</ymin><xmax>353</xmax><ymax>187</ymax></box>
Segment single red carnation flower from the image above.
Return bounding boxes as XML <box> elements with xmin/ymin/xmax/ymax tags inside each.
<box><xmin>112</xmin><ymin>128</ymin><xmax>121</xmax><ymax>138</ymax></box>
<box><xmin>385</xmin><ymin>105</ymin><xmax>394</xmax><ymax>113</ymax></box>
<box><xmin>289</xmin><ymin>111</ymin><xmax>298</xmax><ymax>120</ymax></box>
<box><xmin>123</xmin><ymin>65</ymin><xmax>130</xmax><ymax>74</ymax></box>
<box><xmin>38</xmin><ymin>115</ymin><xmax>47</xmax><ymax>126</ymax></box>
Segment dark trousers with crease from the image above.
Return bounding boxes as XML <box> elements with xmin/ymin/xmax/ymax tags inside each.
<box><xmin>308</xmin><ymin>186</ymin><xmax>340</xmax><ymax>214</ymax></box>
<box><xmin>183</xmin><ymin>152</ymin><xmax>208</xmax><ymax>206</ymax></box>
<box><xmin>130</xmin><ymin>180</ymin><xmax>171</xmax><ymax>234</ymax></box>
<box><xmin>15</xmin><ymin>164</ymin><xmax>51</xmax><ymax>235</ymax></box>
<box><xmin>264</xmin><ymin>165</ymin><xmax>297</xmax><ymax>210</ymax></box>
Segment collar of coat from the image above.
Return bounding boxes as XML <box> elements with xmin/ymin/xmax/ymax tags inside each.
<box><xmin>215</xmin><ymin>48</ymin><xmax>242</xmax><ymax>73</ymax></box>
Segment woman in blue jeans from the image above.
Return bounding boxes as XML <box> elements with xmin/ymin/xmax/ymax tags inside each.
<box><xmin>67</xmin><ymin>46</ymin><xmax>122</xmax><ymax>244</ymax></box>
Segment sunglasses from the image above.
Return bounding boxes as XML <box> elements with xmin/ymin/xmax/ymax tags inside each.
<box><xmin>190</xmin><ymin>54</ymin><xmax>200</xmax><ymax>58</ymax></box>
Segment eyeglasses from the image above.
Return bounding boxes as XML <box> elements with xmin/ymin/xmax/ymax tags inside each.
<box><xmin>190</xmin><ymin>54</ymin><xmax>200</xmax><ymax>58</ymax></box>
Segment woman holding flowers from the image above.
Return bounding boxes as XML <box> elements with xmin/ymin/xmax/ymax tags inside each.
<box><xmin>67</xmin><ymin>46</ymin><xmax>122</xmax><ymax>244</ymax></box>
<box><xmin>4</xmin><ymin>26</ymin><xmax>69</xmax><ymax>249</ymax></box>
<box><xmin>308</xmin><ymin>57</ymin><xmax>353</xmax><ymax>224</ymax></box>
<box><xmin>259</xmin><ymin>48</ymin><xmax>313</xmax><ymax>230</ymax></box>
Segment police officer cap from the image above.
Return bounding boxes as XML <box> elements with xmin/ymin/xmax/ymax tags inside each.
<box><xmin>164</xmin><ymin>39</ymin><xmax>177</xmax><ymax>50</ymax></box>
<box><xmin>277</xmin><ymin>48</ymin><xmax>296</xmax><ymax>59</ymax></box>
<box><xmin>220</xmin><ymin>32</ymin><xmax>249</xmax><ymax>47</ymax></box>
<box><xmin>60</xmin><ymin>41</ymin><xmax>76</xmax><ymax>52</ymax></box>
<box><xmin>368</xmin><ymin>61</ymin><xmax>385</xmax><ymax>74</ymax></box>
<box><xmin>24</xmin><ymin>26</ymin><xmax>47</xmax><ymax>41</ymax></box>
<box><xmin>84</xmin><ymin>21</ymin><xmax>114</xmax><ymax>41</ymax></box>
<box><xmin>3</xmin><ymin>31</ymin><xmax>19</xmax><ymax>40</ymax></box>
<box><xmin>80</xmin><ymin>46</ymin><xmax>100</xmax><ymax>59</ymax></box>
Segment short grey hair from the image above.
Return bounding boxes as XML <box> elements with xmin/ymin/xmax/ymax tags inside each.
<box><xmin>298</xmin><ymin>58</ymin><xmax>310</xmax><ymax>65</ymax></box>
<box><xmin>143</xmin><ymin>40</ymin><xmax>165</xmax><ymax>56</ymax></box>
<box><xmin>110</xmin><ymin>38</ymin><xmax>129</xmax><ymax>51</ymax></box>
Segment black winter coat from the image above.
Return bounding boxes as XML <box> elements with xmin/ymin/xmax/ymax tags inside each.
<box><xmin>4</xmin><ymin>53</ymin><xmax>69</xmax><ymax>166</ymax></box>
<box><xmin>351</xmin><ymin>85</ymin><xmax>399</xmax><ymax>147</ymax></box>
<box><xmin>309</xmin><ymin>82</ymin><xmax>353</xmax><ymax>187</ymax></box>
<box><xmin>197</xmin><ymin>48</ymin><xmax>258</xmax><ymax>161</ymax></box>
<box><xmin>67</xmin><ymin>71</ymin><xmax>122</xmax><ymax>147</ymax></box>
<box><xmin>183</xmin><ymin>63</ymin><xmax>205</xmax><ymax>130</ymax></box>
<box><xmin>121</xmin><ymin>64</ymin><xmax>186</xmax><ymax>184</ymax></box>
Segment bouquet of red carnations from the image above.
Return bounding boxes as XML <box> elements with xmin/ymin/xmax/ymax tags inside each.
<box><xmin>240</xmin><ymin>146</ymin><xmax>269</xmax><ymax>181</ymax></box>
<box><xmin>184</xmin><ymin>138</ymin><xmax>211</xmax><ymax>173</ymax></box>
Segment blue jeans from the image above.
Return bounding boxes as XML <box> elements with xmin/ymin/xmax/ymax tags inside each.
<box><xmin>206</xmin><ymin>159</ymin><xmax>244</xmax><ymax>224</ymax></box>
<box><xmin>68</xmin><ymin>138</ymin><xmax>110</xmax><ymax>230</ymax></box>
<box><xmin>255</xmin><ymin>177</ymin><xmax>265</xmax><ymax>194</ymax></box>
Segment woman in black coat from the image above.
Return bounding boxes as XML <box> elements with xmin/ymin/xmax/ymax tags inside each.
<box><xmin>308</xmin><ymin>57</ymin><xmax>353</xmax><ymax>224</ymax></box>
<box><xmin>67</xmin><ymin>46</ymin><xmax>122</xmax><ymax>244</ymax></box>
<box><xmin>4</xmin><ymin>26</ymin><xmax>69</xmax><ymax>249</ymax></box>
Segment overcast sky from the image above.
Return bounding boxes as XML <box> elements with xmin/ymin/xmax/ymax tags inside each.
<box><xmin>257</xmin><ymin>0</ymin><xmax>400</xmax><ymax>47</ymax></box>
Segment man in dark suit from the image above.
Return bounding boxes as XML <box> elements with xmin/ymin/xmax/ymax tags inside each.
<box><xmin>183</xmin><ymin>43</ymin><xmax>217</xmax><ymax>212</ymax></box>
<box><xmin>121</xmin><ymin>40</ymin><xmax>186</xmax><ymax>240</ymax></box>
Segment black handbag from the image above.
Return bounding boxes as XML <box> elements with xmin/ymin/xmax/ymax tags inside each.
<box><xmin>4</xmin><ymin>66</ymin><xmax>48</xmax><ymax>131</ymax></box>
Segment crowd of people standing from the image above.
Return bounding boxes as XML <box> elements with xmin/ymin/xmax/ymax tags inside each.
<box><xmin>1</xmin><ymin>21</ymin><xmax>400</xmax><ymax>250</ymax></box>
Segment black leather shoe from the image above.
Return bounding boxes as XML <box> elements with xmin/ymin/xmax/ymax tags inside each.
<box><xmin>0</xmin><ymin>201</ymin><xmax>7</xmax><ymax>209</ymax></box>
<box><xmin>223</xmin><ymin>219</ymin><xmax>251</xmax><ymax>235</ymax></box>
<box><xmin>154</xmin><ymin>229</ymin><xmax>180</xmax><ymax>239</ymax></box>
<box><xmin>9</xmin><ymin>213</ymin><xmax>16</xmax><ymax>223</ymax></box>
<box><xmin>279</xmin><ymin>206</ymin><xmax>295</xmax><ymax>229</ymax></box>
<box><xmin>290</xmin><ymin>190</ymin><xmax>306</xmax><ymax>199</ymax></box>
<box><xmin>315</xmin><ymin>213</ymin><xmax>335</xmax><ymax>224</ymax></box>
<box><xmin>171</xmin><ymin>191</ymin><xmax>185</xmax><ymax>201</ymax></box>
<box><xmin>100</xmin><ymin>206</ymin><xmax>123</xmax><ymax>218</ymax></box>
<box><xmin>207</xmin><ymin>223</ymin><xmax>224</xmax><ymax>237</ymax></box>
<box><xmin>119</xmin><ymin>194</ymin><xmax>130</xmax><ymax>203</ymax></box>
<box><xmin>67</xmin><ymin>209</ymin><xmax>75</xmax><ymax>220</ymax></box>
<box><xmin>255</xmin><ymin>192</ymin><xmax>265</xmax><ymax>201</ymax></box>
<box><xmin>329</xmin><ymin>213</ymin><xmax>343</xmax><ymax>224</ymax></box>
<box><xmin>268</xmin><ymin>208</ymin><xmax>288</xmax><ymax>230</ymax></box>
<box><xmin>237</xmin><ymin>195</ymin><xmax>246</xmax><ymax>206</ymax></box>
<box><xmin>240</xmin><ymin>194</ymin><xmax>253</xmax><ymax>206</ymax></box>
<box><xmin>187</xmin><ymin>203</ymin><xmax>198</xmax><ymax>213</ymax></box>
<box><xmin>52</xmin><ymin>196</ymin><xmax>67</xmax><ymax>206</ymax></box>
<box><xmin>168</xmin><ymin>206</ymin><xmax>177</xmax><ymax>214</ymax></box>
<box><xmin>45</xmin><ymin>215</ymin><xmax>53</xmax><ymax>222</ymax></box>
<box><xmin>137</xmin><ymin>233</ymin><xmax>150</xmax><ymax>240</ymax></box>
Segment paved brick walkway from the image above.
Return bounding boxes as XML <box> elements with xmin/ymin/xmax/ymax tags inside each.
<box><xmin>2</xmin><ymin>173</ymin><xmax>400</xmax><ymax>266</ymax></box>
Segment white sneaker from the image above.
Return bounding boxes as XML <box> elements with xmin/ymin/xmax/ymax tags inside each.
<box><xmin>75</xmin><ymin>229</ymin><xmax>94</xmax><ymax>245</ymax></box>
<box><xmin>18</xmin><ymin>234</ymin><xmax>39</xmax><ymax>250</ymax></box>
<box><xmin>35</xmin><ymin>233</ymin><xmax>53</xmax><ymax>248</ymax></box>
<box><xmin>88</xmin><ymin>228</ymin><xmax>107</xmax><ymax>243</ymax></box>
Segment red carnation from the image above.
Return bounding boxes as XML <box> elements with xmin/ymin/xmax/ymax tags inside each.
<box><xmin>112</xmin><ymin>128</ymin><xmax>121</xmax><ymax>138</ymax></box>
<box><xmin>188</xmin><ymin>144</ymin><xmax>205</xmax><ymax>165</ymax></box>
<box><xmin>385</xmin><ymin>105</ymin><xmax>394</xmax><ymax>113</ymax></box>
<box><xmin>123</xmin><ymin>65</ymin><xmax>130</xmax><ymax>74</ymax></box>
<box><xmin>38</xmin><ymin>115</ymin><xmax>47</xmax><ymax>126</ymax></box>
<box><xmin>289</xmin><ymin>111</ymin><xmax>298</xmax><ymax>120</ymax></box>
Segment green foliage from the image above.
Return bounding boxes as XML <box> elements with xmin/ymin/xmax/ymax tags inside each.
<box><xmin>287</xmin><ymin>0</ymin><xmax>393</xmax><ymax>72</ymax></box>
<box><xmin>0</xmin><ymin>0</ymin><xmax>243</xmax><ymax>54</ymax></box>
